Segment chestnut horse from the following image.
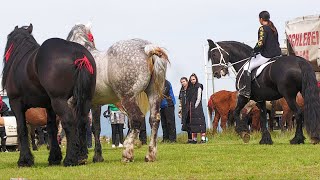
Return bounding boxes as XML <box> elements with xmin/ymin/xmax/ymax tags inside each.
<box><xmin>208</xmin><ymin>90</ymin><xmax>260</xmax><ymax>131</ymax></box>
<box><xmin>271</xmin><ymin>93</ymin><xmax>304</xmax><ymax>131</ymax></box>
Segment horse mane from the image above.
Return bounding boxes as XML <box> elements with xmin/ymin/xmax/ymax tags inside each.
<box><xmin>219</xmin><ymin>41</ymin><xmax>253</xmax><ymax>56</ymax></box>
<box><xmin>2</xmin><ymin>29</ymin><xmax>39</xmax><ymax>91</ymax></box>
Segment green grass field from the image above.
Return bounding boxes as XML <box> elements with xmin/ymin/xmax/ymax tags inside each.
<box><xmin>1</xmin><ymin>130</ymin><xmax>320</xmax><ymax>179</ymax></box>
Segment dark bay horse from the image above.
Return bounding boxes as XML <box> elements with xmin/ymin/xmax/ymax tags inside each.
<box><xmin>2</xmin><ymin>24</ymin><xmax>96</xmax><ymax>167</ymax></box>
<box><xmin>207</xmin><ymin>39</ymin><xmax>320</xmax><ymax>145</ymax></box>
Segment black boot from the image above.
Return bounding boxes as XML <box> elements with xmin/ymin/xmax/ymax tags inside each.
<box><xmin>239</xmin><ymin>70</ymin><xmax>251</xmax><ymax>98</ymax></box>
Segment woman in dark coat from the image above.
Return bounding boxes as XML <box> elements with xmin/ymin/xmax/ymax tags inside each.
<box><xmin>187</xmin><ymin>73</ymin><xmax>206</xmax><ymax>143</ymax></box>
<box><xmin>178</xmin><ymin>77</ymin><xmax>192</xmax><ymax>143</ymax></box>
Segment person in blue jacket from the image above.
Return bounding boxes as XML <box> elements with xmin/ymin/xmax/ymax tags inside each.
<box><xmin>160</xmin><ymin>80</ymin><xmax>176</xmax><ymax>143</ymax></box>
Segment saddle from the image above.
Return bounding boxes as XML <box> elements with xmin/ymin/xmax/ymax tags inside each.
<box><xmin>236</xmin><ymin>56</ymin><xmax>281</xmax><ymax>90</ymax></box>
<box><xmin>251</xmin><ymin>55</ymin><xmax>282</xmax><ymax>80</ymax></box>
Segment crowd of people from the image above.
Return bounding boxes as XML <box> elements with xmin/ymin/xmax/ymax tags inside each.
<box><xmin>157</xmin><ymin>73</ymin><xmax>207</xmax><ymax>144</ymax></box>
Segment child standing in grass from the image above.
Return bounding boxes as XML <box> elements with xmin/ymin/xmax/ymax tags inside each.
<box><xmin>103</xmin><ymin>104</ymin><xmax>125</xmax><ymax>148</ymax></box>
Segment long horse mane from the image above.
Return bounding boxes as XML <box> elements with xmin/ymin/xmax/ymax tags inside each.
<box><xmin>2</xmin><ymin>29</ymin><xmax>39</xmax><ymax>91</ymax></box>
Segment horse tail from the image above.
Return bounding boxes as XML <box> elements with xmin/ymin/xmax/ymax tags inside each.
<box><xmin>208</xmin><ymin>95</ymin><xmax>215</xmax><ymax>123</ymax></box>
<box><xmin>136</xmin><ymin>92</ymin><xmax>149</xmax><ymax>116</ymax></box>
<box><xmin>73</xmin><ymin>51</ymin><xmax>96</xmax><ymax>123</ymax></box>
<box><xmin>144</xmin><ymin>44</ymin><xmax>170</xmax><ymax>98</ymax></box>
<box><xmin>299</xmin><ymin>58</ymin><xmax>320</xmax><ymax>142</ymax></box>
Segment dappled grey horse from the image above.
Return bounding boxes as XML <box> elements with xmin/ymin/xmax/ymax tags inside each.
<box><xmin>67</xmin><ymin>24</ymin><xmax>169</xmax><ymax>162</ymax></box>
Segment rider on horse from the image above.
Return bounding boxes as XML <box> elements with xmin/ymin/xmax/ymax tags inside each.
<box><xmin>240</xmin><ymin>11</ymin><xmax>282</xmax><ymax>98</ymax></box>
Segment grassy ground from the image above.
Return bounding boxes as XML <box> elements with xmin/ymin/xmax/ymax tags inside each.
<box><xmin>1</xmin><ymin>130</ymin><xmax>320</xmax><ymax>179</ymax></box>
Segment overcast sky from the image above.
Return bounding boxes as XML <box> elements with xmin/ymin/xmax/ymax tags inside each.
<box><xmin>1</xmin><ymin>0</ymin><xmax>320</xmax><ymax>100</ymax></box>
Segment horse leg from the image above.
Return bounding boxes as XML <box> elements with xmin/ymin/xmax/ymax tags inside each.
<box><xmin>256</xmin><ymin>101</ymin><xmax>273</xmax><ymax>145</ymax></box>
<box><xmin>46</xmin><ymin>108</ymin><xmax>62</xmax><ymax>165</ymax></box>
<box><xmin>220</xmin><ymin>114</ymin><xmax>228</xmax><ymax>131</ymax></box>
<box><xmin>286</xmin><ymin>99</ymin><xmax>305</xmax><ymax>144</ymax></box>
<box><xmin>29</xmin><ymin>125</ymin><xmax>37</xmax><ymax>151</ymax></box>
<box><xmin>288</xmin><ymin>112</ymin><xmax>294</xmax><ymax>131</ymax></box>
<box><xmin>51</xmin><ymin>99</ymin><xmax>79</xmax><ymax>166</ymax></box>
<box><xmin>212</xmin><ymin>110</ymin><xmax>220</xmax><ymax>132</ymax></box>
<box><xmin>145</xmin><ymin>91</ymin><xmax>161</xmax><ymax>162</ymax></box>
<box><xmin>233</xmin><ymin>96</ymin><xmax>250</xmax><ymax>143</ymax></box>
<box><xmin>91</xmin><ymin>105</ymin><xmax>104</xmax><ymax>163</ymax></box>
<box><xmin>77</xmin><ymin>107</ymin><xmax>89</xmax><ymax>165</ymax></box>
<box><xmin>281</xmin><ymin>111</ymin><xmax>289</xmax><ymax>132</ymax></box>
<box><xmin>121</xmin><ymin>98</ymin><xmax>143</xmax><ymax>162</ymax></box>
<box><xmin>10</xmin><ymin>100</ymin><xmax>34</xmax><ymax>167</ymax></box>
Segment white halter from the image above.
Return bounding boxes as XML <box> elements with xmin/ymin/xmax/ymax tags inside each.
<box><xmin>210</xmin><ymin>41</ymin><xmax>250</xmax><ymax>68</ymax></box>
<box><xmin>210</xmin><ymin>42</ymin><xmax>229</xmax><ymax>68</ymax></box>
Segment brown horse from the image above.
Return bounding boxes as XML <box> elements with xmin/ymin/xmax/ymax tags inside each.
<box><xmin>271</xmin><ymin>93</ymin><xmax>304</xmax><ymax>131</ymax></box>
<box><xmin>208</xmin><ymin>90</ymin><xmax>260</xmax><ymax>131</ymax></box>
<box><xmin>26</xmin><ymin>108</ymin><xmax>49</xmax><ymax>150</ymax></box>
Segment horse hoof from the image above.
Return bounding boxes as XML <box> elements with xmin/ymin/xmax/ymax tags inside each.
<box><xmin>78</xmin><ymin>159</ymin><xmax>87</xmax><ymax>165</ymax></box>
<box><xmin>49</xmin><ymin>160</ymin><xmax>61</xmax><ymax>166</ymax></box>
<box><xmin>63</xmin><ymin>158</ymin><xmax>78</xmax><ymax>167</ymax></box>
<box><xmin>18</xmin><ymin>159</ymin><xmax>34</xmax><ymax>167</ymax></box>
<box><xmin>93</xmin><ymin>155</ymin><xmax>104</xmax><ymax>163</ymax></box>
<box><xmin>122</xmin><ymin>157</ymin><xmax>134</xmax><ymax>163</ymax></box>
<box><xmin>290</xmin><ymin>136</ymin><xmax>305</xmax><ymax>144</ymax></box>
<box><xmin>311</xmin><ymin>137</ymin><xmax>320</xmax><ymax>144</ymax></box>
<box><xmin>145</xmin><ymin>155</ymin><xmax>156</xmax><ymax>162</ymax></box>
<box><xmin>241</xmin><ymin>132</ymin><xmax>250</xmax><ymax>143</ymax></box>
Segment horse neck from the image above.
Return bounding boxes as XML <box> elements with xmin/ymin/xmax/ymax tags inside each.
<box><xmin>218</xmin><ymin>42</ymin><xmax>252</xmax><ymax>72</ymax></box>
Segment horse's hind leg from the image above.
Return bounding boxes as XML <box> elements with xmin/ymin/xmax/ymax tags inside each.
<box><xmin>145</xmin><ymin>91</ymin><xmax>161</xmax><ymax>162</ymax></box>
<box><xmin>91</xmin><ymin>105</ymin><xmax>104</xmax><ymax>163</ymax></box>
<box><xmin>51</xmin><ymin>99</ymin><xmax>79</xmax><ymax>166</ymax></box>
<box><xmin>212</xmin><ymin>110</ymin><xmax>220</xmax><ymax>132</ymax></box>
<box><xmin>121</xmin><ymin>98</ymin><xmax>143</xmax><ymax>162</ymax></box>
<box><xmin>10</xmin><ymin>100</ymin><xmax>34</xmax><ymax>167</ymax></box>
<box><xmin>47</xmin><ymin>108</ymin><xmax>62</xmax><ymax>165</ymax></box>
<box><xmin>256</xmin><ymin>101</ymin><xmax>273</xmax><ymax>145</ymax></box>
<box><xmin>77</xmin><ymin>102</ymin><xmax>90</xmax><ymax>165</ymax></box>
<box><xmin>286</xmin><ymin>98</ymin><xmax>305</xmax><ymax>144</ymax></box>
<box><xmin>233</xmin><ymin>96</ymin><xmax>250</xmax><ymax>143</ymax></box>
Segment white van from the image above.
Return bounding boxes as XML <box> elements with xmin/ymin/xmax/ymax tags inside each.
<box><xmin>3</xmin><ymin>116</ymin><xmax>18</xmax><ymax>146</ymax></box>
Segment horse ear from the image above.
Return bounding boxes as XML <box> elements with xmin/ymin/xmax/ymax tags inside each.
<box><xmin>85</xmin><ymin>22</ymin><xmax>92</xmax><ymax>30</ymax></box>
<box><xmin>15</xmin><ymin>25</ymin><xmax>18</xmax><ymax>30</ymax></box>
<box><xmin>207</xmin><ymin>39</ymin><xmax>216</xmax><ymax>48</ymax></box>
<box><xmin>27</xmin><ymin>23</ymin><xmax>33</xmax><ymax>34</ymax></box>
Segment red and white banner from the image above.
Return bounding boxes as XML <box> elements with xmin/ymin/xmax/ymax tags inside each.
<box><xmin>285</xmin><ymin>15</ymin><xmax>320</xmax><ymax>71</ymax></box>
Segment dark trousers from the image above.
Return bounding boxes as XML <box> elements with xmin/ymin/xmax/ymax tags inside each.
<box><xmin>139</xmin><ymin>119</ymin><xmax>147</xmax><ymax>145</ymax></box>
<box><xmin>0</xmin><ymin>127</ymin><xmax>7</xmax><ymax>152</ymax></box>
<box><xmin>160</xmin><ymin>106</ymin><xmax>176</xmax><ymax>142</ymax></box>
<box><xmin>86</xmin><ymin>123</ymin><xmax>92</xmax><ymax>148</ymax></box>
<box><xmin>111</xmin><ymin>124</ymin><xmax>124</xmax><ymax>146</ymax></box>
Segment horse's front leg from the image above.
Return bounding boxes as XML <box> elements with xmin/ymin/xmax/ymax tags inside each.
<box><xmin>121</xmin><ymin>98</ymin><xmax>143</xmax><ymax>162</ymax></box>
<box><xmin>10</xmin><ymin>100</ymin><xmax>34</xmax><ymax>167</ymax></box>
<box><xmin>233</xmin><ymin>96</ymin><xmax>250</xmax><ymax>143</ymax></box>
<box><xmin>257</xmin><ymin>101</ymin><xmax>273</xmax><ymax>144</ymax></box>
<box><xmin>145</xmin><ymin>92</ymin><xmax>161</xmax><ymax>162</ymax></box>
<box><xmin>91</xmin><ymin>105</ymin><xmax>104</xmax><ymax>163</ymax></box>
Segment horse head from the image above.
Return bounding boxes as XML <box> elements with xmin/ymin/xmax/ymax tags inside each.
<box><xmin>67</xmin><ymin>23</ymin><xmax>96</xmax><ymax>49</ymax></box>
<box><xmin>4</xmin><ymin>24</ymin><xmax>35</xmax><ymax>63</ymax></box>
<box><xmin>207</xmin><ymin>39</ymin><xmax>229</xmax><ymax>78</ymax></box>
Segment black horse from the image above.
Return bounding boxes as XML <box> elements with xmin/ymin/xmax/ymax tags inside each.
<box><xmin>207</xmin><ymin>39</ymin><xmax>320</xmax><ymax>145</ymax></box>
<box><xmin>2</xmin><ymin>24</ymin><xmax>96</xmax><ymax>167</ymax></box>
